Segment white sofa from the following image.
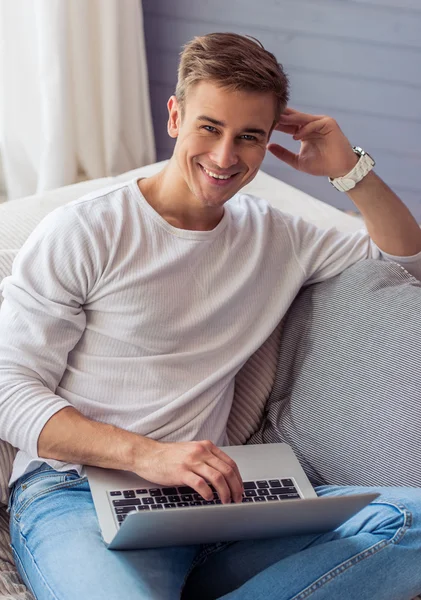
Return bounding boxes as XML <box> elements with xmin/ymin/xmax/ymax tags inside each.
<box><xmin>2</xmin><ymin>161</ymin><xmax>413</xmax><ymax>598</ymax></box>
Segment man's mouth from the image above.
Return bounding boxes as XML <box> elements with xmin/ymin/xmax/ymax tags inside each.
<box><xmin>199</xmin><ymin>164</ymin><xmax>239</xmax><ymax>185</ymax></box>
<box><xmin>202</xmin><ymin>166</ymin><xmax>232</xmax><ymax>180</ymax></box>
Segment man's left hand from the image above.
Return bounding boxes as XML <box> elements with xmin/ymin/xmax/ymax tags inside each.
<box><xmin>267</xmin><ymin>108</ymin><xmax>358</xmax><ymax>179</ymax></box>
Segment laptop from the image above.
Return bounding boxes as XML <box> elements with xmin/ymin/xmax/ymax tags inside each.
<box><xmin>84</xmin><ymin>443</ymin><xmax>378</xmax><ymax>550</ymax></box>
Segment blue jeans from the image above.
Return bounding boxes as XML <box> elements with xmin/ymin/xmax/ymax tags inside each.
<box><xmin>8</xmin><ymin>463</ymin><xmax>421</xmax><ymax>600</ymax></box>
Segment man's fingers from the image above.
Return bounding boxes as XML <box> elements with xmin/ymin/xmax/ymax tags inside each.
<box><xmin>292</xmin><ymin>119</ymin><xmax>325</xmax><ymax>140</ymax></box>
<box><xmin>191</xmin><ymin>464</ymin><xmax>232</xmax><ymax>504</ymax></box>
<box><xmin>267</xmin><ymin>144</ymin><xmax>299</xmax><ymax>169</ymax></box>
<box><xmin>273</xmin><ymin>123</ymin><xmax>298</xmax><ymax>135</ymax></box>
<box><xmin>211</xmin><ymin>446</ymin><xmax>243</xmax><ymax>490</ymax></box>
<box><xmin>196</xmin><ymin>443</ymin><xmax>243</xmax><ymax>503</ymax></box>
<box><xmin>184</xmin><ymin>472</ymin><xmax>214</xmax><ymax>501</ymax></box>
<box><xmin>278</xmin><ymin>109</ymin><xmax>320</xmax><ymax>125</ymax></box>
<box><xmin>148</xmin><ymin>441</ymin><xmax>245</xmax><ymax>505</ymax></box>
<box><xmin>206</xmin><ymin>456</ymin><xmax>243</xmax><ymax>503</ymax></box>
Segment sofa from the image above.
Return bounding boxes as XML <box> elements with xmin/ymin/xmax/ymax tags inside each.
<box><xmin>0</xmin><ymin>161</ymin><xmax>420</xmax><ymax>599</ymax></box>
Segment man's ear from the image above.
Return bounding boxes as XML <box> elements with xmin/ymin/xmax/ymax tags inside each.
<box><xmin>167</xmin><ymin>95</ymin><xmax>181</xmax><ymax>139</ymax></box>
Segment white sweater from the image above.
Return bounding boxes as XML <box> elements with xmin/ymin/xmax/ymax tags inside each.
<box><xmin>1</xmin><ymin>179</ymin><xmax>420</xmax><ymax>486</ymax></box>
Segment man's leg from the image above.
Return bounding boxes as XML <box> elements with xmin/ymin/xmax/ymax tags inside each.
<box><xmin>183</xmin><ymin>485</ymin><xmax>421</xmax><ymax>600</ymax></box>
<box><xmin>9</xmin><ymin>465</ymin><xmax>200</xmax><ymax>600</ymax></box>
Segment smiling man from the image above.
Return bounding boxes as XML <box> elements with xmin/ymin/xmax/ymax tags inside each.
<box><xmin>140</xmin><ymin>80</ymin><xmax>278</xmax><ymax>230</ymax></box>
<box><xmin>2</xmin><ymin>33</ymin><xmax>421</xmax><ymax>600</ymax></box>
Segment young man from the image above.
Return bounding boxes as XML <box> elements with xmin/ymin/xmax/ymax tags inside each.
<box><xmin>1</xmin><ymin>33</ymin><xmax>421</xmax><ymax>600</ymax></box>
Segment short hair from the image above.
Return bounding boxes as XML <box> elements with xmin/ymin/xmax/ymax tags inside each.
<box><xmin>175</xmin><ymin>32</ymin><xmax>289</xmax><ymax>122</ymax></box>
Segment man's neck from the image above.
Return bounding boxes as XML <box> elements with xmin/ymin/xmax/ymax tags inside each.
<box><xmin>137</xmin><ymin>158</ymin><xmax>224</xmax><ymax>232</ymax></box>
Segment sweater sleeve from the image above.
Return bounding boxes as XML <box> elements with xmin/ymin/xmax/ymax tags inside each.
<box><xmin>0</xmin><ymin>205</ymin><xmax>102</xmax><ymax>458</ymax></box>
<box><xmin>280</xmin><ymin>213</ymin><xmax>421</xmax><ymax>285</ymax></box>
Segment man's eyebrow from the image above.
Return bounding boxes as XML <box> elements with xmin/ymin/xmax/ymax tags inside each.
<box><xmin>197</xmin><ymin>115</ymin><xmax>267</xmax><ymax>137</ymax></box>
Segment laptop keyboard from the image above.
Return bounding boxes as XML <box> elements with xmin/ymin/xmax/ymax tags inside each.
<box><xmin>109</xmin><ymin>478</ymin><xmax>301</xmax><ymax>526</ymax></box>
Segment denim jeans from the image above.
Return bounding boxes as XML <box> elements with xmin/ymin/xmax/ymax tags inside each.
<box><xmin>8</xmin><ymin>463</ymin><xmax>421</xmax><ymax>600</ymax></box>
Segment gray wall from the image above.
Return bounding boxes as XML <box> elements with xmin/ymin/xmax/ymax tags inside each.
<box><xmin>142</xmin><ymin>0</ymin><xmax>421</xmax><ymax>220</ymax></box>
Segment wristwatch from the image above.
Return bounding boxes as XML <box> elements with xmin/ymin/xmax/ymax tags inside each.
<box><xmin>329</xmin><ymin>147</ymin><xmax>375</xmax><ymax>192</ymax></box>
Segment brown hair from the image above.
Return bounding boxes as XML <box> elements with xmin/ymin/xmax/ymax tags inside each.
<box><xmin>175</xmin><ymin>32</ymin><xmax>289</xmax><ymax>122</ymax></box>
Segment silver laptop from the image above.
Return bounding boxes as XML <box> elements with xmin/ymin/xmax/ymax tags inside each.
<box><xmin>84</xmin><ymin>443</ymin><xmax>378</xmax><ymax>550</ymax></box>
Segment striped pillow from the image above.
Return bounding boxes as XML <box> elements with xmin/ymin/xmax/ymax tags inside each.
<box><xmin>228</xmin><ymin>318</ymin><xmax>284</xmax><ymax>445</ymax></box>
<box><xmin>249</xmin><ymin>260</ymin><xmax>421</xmax><ymax>488</ymax></box>
<box><xmin>0</xmin><ymin>506</ymin><xmax>34</xmax><ymax>598</ymax></box>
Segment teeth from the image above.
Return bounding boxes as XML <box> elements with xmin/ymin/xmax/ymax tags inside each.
<box><xmin>203</xmin><ymin>167</ymin><xmax>232</xmax><ymax>180</ymax></box>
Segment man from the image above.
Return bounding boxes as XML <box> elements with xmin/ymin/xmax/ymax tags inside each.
<box><xmin>1</xmin><ymin>32</ymin><xmax>421</xmax><ymax>599</ymax></box>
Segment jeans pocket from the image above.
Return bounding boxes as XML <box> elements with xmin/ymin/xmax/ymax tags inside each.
<box><xmin>11</xmin><ymin>466</ymin><xmax>84</xmax><ymax>522</ymax></box>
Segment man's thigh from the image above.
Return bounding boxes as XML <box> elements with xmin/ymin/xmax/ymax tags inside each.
<box><xmin>9</xmin><ymin>465</ymin><xmax>200</xmax><ymax>600</ymax></box>
<box><xmin>183</xmin><ymin>484</ymin><xmax>421</xmax><ymax>600</ymax></box>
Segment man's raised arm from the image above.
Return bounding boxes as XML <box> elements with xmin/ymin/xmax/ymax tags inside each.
<box><xmin>267</xmin><ymin>107</ymin><xmax>421</xmax><ymax>258</ymax></box>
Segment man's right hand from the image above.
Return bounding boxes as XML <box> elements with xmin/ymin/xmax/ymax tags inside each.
<box><xmin>38</xmin><ymin>408</ymin><xmax>243</xmax><ymax>503</ymax></box>
<box><xmin>135</xmin><ymin>439</ymin><xmax>244</xmax><ymax>504</ymax></box>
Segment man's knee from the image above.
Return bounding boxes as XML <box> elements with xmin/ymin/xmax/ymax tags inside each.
<box><xmin>318</xmin><ymin>485</ymin><xmax>421</xmax><ymax>543</ymax></box>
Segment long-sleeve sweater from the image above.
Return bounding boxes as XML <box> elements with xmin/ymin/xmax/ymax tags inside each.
<box><xmin>1</xmin><ymin>178</ymin><xmax>421</xmax><ymax>486</ymax></box>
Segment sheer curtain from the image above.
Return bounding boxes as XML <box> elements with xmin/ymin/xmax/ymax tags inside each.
<box><xmin>0</xmin><ymin>0</ymin><xmax>155</xmax><ymax>200</ymax></box>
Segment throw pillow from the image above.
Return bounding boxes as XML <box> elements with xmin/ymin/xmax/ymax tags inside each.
<box><xmin>229</xmin><ymin>318</ymin><xmax>284</xmax><ymax>445</ymax></box>
<box><xmin>249</xmin><ymin>260</ymin><xmax>421</xmax><ymax>488</ymax></box>
<box><xmin>0</xmin><ymin>506</ymin><xmax>33</xmax><ymax>598</ymax></box>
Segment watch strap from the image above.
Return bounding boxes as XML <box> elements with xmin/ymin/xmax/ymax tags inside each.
<box><xmin>329</xmin><ymin>147</ymin><xmax>375</xmax><ymax>192</ymax></box>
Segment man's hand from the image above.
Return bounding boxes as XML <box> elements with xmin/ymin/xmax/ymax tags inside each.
<box><xmin>267</xmin><ymin>108</ymin><xmax>358</xmax><ymax>179</ymax></box>
<box><xmin>38</xmin><ymin>408</ymin><xmax>244</xmax><ymax>504</ymax></box>
<box><xmin>135</xmin><ymin>439</ymin><xmax>244</xmax><ymax>504</ymax></box>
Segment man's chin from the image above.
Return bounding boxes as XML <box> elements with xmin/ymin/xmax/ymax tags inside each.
<box><xmin>197</xmin><ymin>188</ymin><xmax>240</xmax><ymax>207</ymax></box>
<box><xmin>198</xmin><ymin>179</ymin><xmax>248</xmax><ymax>203</ymax></box>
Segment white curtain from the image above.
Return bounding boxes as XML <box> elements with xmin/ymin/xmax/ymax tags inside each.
<box><xmin>0</xmin><ymin>0</ymin><xmax>156</xmax><ymax>200</ymax></box>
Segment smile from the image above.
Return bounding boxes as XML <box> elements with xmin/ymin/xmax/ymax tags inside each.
<box><xmin>199</xmin><ymin>164</ymin><xmax>239</xmax><ymax>186</ymax></box>
<box><xmin>202</xmin><ymin>167</ymin><xmax>233</xmax><ymax>180</ymax></box>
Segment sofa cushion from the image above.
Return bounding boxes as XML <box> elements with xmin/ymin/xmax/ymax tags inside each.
<box><xmin>250</xmin><ymin>260</ymin><xmax>421</xmax><ymax>487</ymax></box>
<box><xmin>0</xmin><ymin>251</ymin><xmax>16</xmax><ymax>283</ymax></box>
<box><xmin>0</xmin><ymin>507</ymin><xmax>34</xmax><ymax>599</ymax></box>
<box><xmin>0</xmin><ymin>442</ymin><xmax>17</xmax><ymax>508</ymax></box>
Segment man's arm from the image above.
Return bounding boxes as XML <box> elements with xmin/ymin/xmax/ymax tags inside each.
<box><xmin>38</xmin><ymin>407</ymin><xmax>243</xmax><ymax>504</ymax></box>
<box><xmin>37</xmin><ymin>406</ymin><xmax>152</xmax><ymax>472</ymax></box>
<box><xmin>268</xmin><ymin>107</ymin><xmax>421</xmax><ymax>257</ymax></box>
<box><xmin>346</xmin><ymin>171</ymin><xmax>421</xmax><ymax>257</ymax></box>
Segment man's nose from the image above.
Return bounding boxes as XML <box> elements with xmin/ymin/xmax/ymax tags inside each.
<box><xmin>209</xmin><ymin>139</ymin><xmax>239</xmax><ymax>170</ymax></box>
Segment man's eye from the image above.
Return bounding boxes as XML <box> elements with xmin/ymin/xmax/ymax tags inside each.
<box><xmin>241</xmin><ymin>134</ymin><xmax>257</xmax><ymax>141</ymax></box>
<box><xmin>203</xmin><ymin>125</ymin><xmax>217</xmax><ymax>133</ymax></box>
